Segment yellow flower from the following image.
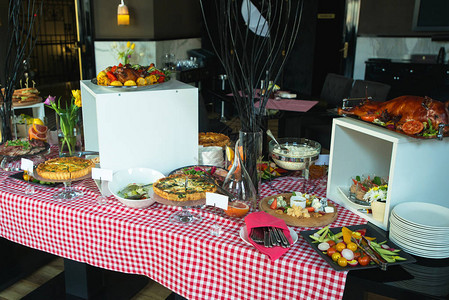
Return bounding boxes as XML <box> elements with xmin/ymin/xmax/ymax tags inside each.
<box><xmin>127</xmin><ymin>41</ymin><xmax>131</xmax><ymax>48</ymax></box>
<box><xmin>72</xmin><ymin>89</ymin><xmax>82</xmax><ymax>107</ymax></box>
<box><xmin>131</xmin><ymin>43</ymin><xmax>135</xmax><ymax>50</ymax></box>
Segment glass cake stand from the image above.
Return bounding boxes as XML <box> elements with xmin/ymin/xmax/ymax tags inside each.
<box><xmin>33</xmin><ymin>172</ymin><xmax>87</xmax><ymax>200</ymax></box>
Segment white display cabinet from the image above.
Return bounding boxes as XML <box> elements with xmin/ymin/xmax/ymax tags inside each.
<box><xmin>80</xmin><ymin>79</ymin><xmax>198</xmax><ymax>175</ymax></box>
<box><xmin>327</xmin><ymin>117</ymin><xmax>449</xmax><ymax>230</ymax></box>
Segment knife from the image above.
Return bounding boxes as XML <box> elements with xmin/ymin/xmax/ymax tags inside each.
<box><xmin>271</xmin><ymin>227</ymin><xmax>282</xmax><ymax>244</ymax></box>
<box><xmin>268</xmin><ymin>227</ymin><xmax>279</xmax><ymax>247</ymax></box>
<box><xmin>276</xmin><ymin>227</ymin><xmax>291</xmax><ymax>248</ymax></box>
<box><xmin>263</xmin><ymin>227</ymin><xmax>272</xmax><ymax>248</ymax></box>
<box><xmin>74</xmin><ymin>151</ymin><xmax>99</xmax><ymax>157</ymax></box>
<box><xmin>249</xmin><ymin>227</ymin><xmax>264</xmax><ymax>244</ymax></box>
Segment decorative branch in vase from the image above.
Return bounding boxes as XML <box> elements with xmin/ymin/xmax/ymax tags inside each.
<box><xmin>200</xmin><ymin>0</ymin><xmax>304</xmax><ymax>191</ymax></box>
<box><xmin>0</xmin><ymin>0</ymin><xmax>43</xmax><ymax>143</ymax></box>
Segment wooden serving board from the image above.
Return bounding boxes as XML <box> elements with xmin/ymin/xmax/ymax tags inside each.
<box><xmin>259</xmin><ymin>193</ymin><xmax>338</xmax><ymax>227</ymax></box>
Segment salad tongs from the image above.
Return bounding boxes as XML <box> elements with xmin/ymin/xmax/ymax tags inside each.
<box><xmin>200</xmin><ymin>173</ymin><xmax>236</xmax><ymax>201</ymax></box>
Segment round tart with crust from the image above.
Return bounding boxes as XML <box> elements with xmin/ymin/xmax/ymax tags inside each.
<box><xmin>36</xmin><ymin>157</ymin><xmax>95</xmax><ymax>181</ymax></box>
<box><xmin>153</xmin><ymin>174</ymin><xmax>217</xmax><ymax>201</ymax></box>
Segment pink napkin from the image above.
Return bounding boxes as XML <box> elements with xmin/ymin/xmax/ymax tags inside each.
<box><xmin>244</xmin><ymin>211</ymin><xmax>293</xmax><ymax>261</ymax></box>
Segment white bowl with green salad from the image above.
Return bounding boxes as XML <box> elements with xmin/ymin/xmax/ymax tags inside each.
<box><xmin>108</xmin><ymin>168</ymin><xmax>165</xmax><ymax>208</ymax></box>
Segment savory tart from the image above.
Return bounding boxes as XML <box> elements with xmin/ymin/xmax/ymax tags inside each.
<box><xmin>36</xmin><ymin>157</ymin><xmax>95</xmax><ymax>181</ymax></box>
<box><xmin>153</xmin><ymin>174</ymin><xmax>217</xmax><ymax>201</ymax></box>
<box><xmin>198</xmin><ymin>132</ymin><xmax>230</xmax><ymax>147</ymax></box>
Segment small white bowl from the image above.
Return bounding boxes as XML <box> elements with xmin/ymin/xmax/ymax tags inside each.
<box><xmin>108</xmin><ymin>168</ymin><xmax>165</xmax><ymax>209</ymax></box>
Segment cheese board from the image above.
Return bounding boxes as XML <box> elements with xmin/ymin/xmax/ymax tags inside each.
<box><xmin>259</xmin><ymin>193</ymin><xmax>338</xmax><ymax>227</ymax></box>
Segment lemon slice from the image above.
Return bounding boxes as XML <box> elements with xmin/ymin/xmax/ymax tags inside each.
<box><xmin>33</xmin><ymin>118</ymin><xmax>44</xmax><ymax>125</ymax></box>
<box><xmin>225</xmin><ymin>145</ymin><xmax>234</xmax><ymax>163</ymax></box>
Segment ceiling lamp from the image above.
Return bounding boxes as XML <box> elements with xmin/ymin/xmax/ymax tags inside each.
<box><xmin>117</xmin><ymin>0</ymin><xmax>129</xmax><ymax>26</ymax></box>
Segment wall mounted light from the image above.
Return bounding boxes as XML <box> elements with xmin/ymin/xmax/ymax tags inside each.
<box><xmin>117</xmin><ymin>0</ymin><xmax>129</xmax><ymax>26</ymax></box>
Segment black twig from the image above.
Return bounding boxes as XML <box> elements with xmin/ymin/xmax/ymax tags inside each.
<box><xmin>200</xmin><ymin>0</ymin><xmax>304</xmax><ymax>132</ymax></box>
<box><xmin>1</xmin><ymin>0</ymin><xmax>43</xmax><ymax>143</ymax></box>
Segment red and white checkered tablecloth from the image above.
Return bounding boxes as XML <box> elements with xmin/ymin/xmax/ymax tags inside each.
<box><xmin>0</xmin><ymin>157</ymin><xmax>367</xmax><ymax>300</ymax></box>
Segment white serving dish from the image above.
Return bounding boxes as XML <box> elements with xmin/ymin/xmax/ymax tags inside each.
<box><xmin>108</xmin><ymin>167</ymin><xmax>165</xmax><ymax>209</ymax></box>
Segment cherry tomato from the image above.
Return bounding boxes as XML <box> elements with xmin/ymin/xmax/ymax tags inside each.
<box><xmin>332</xmin><ymin>252</ymin><xmax>341</xmax><ymax>262</ymax></box>
<box><xmin>347</xmin><ymin>242</ymin><xmax>358</xmax><ymax>252</ymax></box>
<box><xmin>337</xmin><ymin>257</ymin><xmax>348</xmax><ymax>267</ymax></box>
<box><xmin>358</xmin><ymin>255</ymin><xmax>371</xmax><ymax>266</ymax></box>
<box><xmin>336</xmin><ymin>242</ymin><xmax>346</xmax><ymax>252</ymax></box>
<box><xmin>327</xmin><ymin>240</ymin><xmax>336</xmax><ymax>248</ymax></box>
<box><xmin>402</xmin><ymin>120</ymin><xmax>424</xmax><ymax>135</ymax></box>
<box><xmin>23</xmin><ymin>174</ymin><xmax>30</xmax><ymax>181</ymax></box>
<box><xmin>306</xmin><ymin>207</ymin><xmax>315</xmax><ymax>212</ymax></box>
<box><xmin>353</xmin><ymin>251</ymin><xmax>361</xmax><ymax>260</ymax></box>
<box><xmin>327</xmin><ymin>247</ymin><xmax>337</xmax><ymax>257</ymax></box>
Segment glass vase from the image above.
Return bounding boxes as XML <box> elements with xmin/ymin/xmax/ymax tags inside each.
<box><xmin>56</xmin><ymin>112</ymin><xmax>80</xmax><ymax>157</ymax></box>
<box><xmin>239</xmin><ymin>130</ymin><xmax>263</xmax><ymax>195</ymax></box>
<box><xmin>222</xmin><ymin>139</ymin><xmax>257</xmax><ymax>216</ymax></box>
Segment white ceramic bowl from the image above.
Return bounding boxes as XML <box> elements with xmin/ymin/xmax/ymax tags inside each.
<box><xmin>108</xmin><ymin>168</ymin><xmax>165</xmax><ymax>209</ymax></box>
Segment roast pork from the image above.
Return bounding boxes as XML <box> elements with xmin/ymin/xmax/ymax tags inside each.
<box><xmin>338</xmin><ymin>95</ymin><xmax>449</xmax><ymax>136</ymax></box>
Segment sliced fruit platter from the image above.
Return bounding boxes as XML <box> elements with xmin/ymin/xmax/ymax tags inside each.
<box><xmin>94</xmin><ymin>63</ymin><xmax>169</xmax><ymax>88</ymax></box>
<box><xmin>300</xmin><ymin>224</ymin><xmax>416</xmax><ymax>271</ymax></box>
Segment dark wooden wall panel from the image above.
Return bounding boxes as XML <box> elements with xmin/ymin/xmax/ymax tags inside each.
<box><xmin>358</xmin><ymin>0</ymin><xmax>447</xmax><ymax>36</ymax></box>
<box><xmin>93</xmin><ymin>0</ymin><xmax>201</xmax><ymax>40</ymax></box>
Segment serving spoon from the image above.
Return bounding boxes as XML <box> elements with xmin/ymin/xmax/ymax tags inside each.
<box><xmin>266</xmin><ymin>129</ymin><xmax>289</xmax><ymax>152</ymax></box>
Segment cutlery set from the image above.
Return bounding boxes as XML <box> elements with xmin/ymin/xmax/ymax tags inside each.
<box><xmin>250</xmin><ymin>227</ymin><xmax>291</xmax><ymax>248</ymax></box>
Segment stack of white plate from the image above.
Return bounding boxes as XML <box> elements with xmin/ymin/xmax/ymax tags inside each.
<box><xmin>389</xmin><ymin>202</ymin><xmax>449</xmax><ymax>259</ymax></box>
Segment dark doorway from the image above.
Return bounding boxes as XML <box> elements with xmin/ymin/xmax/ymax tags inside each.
<box><xmin>31</xmin><ymin>0</ymin><xmax>80</xmax><ymax>89</ymax></box>
<box><xmin>282</xmin><ymin>0</ymin><xmax>359</xmax><ymax>97</ymax></box>
<box><xmin>311</xmin><ymin>0</ymin><xmax>347</xmax><ymax>96</ymax></box>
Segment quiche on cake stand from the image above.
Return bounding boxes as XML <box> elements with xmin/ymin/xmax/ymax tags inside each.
<box><xmin>153</xmin><ymin>174</ymin><xmax>217</xmax><ymax>225</ymax></box>
<box><xmin>34</xmin><ymin>157</ymin><xmax>95</xmax><ymax>200</ymax></box>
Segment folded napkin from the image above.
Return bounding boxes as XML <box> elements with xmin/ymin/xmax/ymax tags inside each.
<box><xmin>244</xmin><ymin>211</ymin><xmax>293</xmax><ymax>261</ymax></box>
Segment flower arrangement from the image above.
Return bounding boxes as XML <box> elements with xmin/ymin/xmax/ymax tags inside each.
<box><xmin>363</xmin><ymin>185</ymin><xmax>388</xmax><ymax>203</ymax></box>
<box><xmin>111</xmin><ymin>41</ymin><xmax>135</xmax><ymax>65</ymax></box>
<box><xmin>45</xmin><ymin>90</ymin><xmax>82</xmax><ymax>156</ymax></box>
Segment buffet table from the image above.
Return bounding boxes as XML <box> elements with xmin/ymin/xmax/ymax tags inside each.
<box><xmin>0</xmin><ymin>150</ymin><xmax>368</xmax><ymax>300</ymax></box>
